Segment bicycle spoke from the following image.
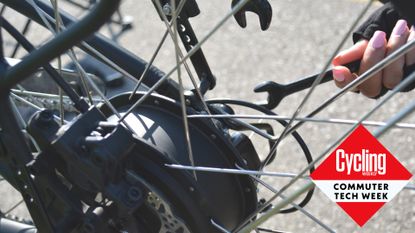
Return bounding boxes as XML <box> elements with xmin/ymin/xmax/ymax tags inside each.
<box><xmin>129</xmin><ymin>29</ymin><xmax>169</xmax><ymax>100</ymax></box>
<box><xmin>119</xmin><ymin>0</ymin><xmax>253</xmax><ymax>122</ymax></box>
<box><xmin>374</xmin><ymin>98</ymin><xmax>415</xmax><ymax>137</ymax></box>
<box><xmin>256</xmin><ymin>228</ymin><xmax>287</xmax><ymax>233</ymax></box>
<box><xmin>27</xmin><ymin>0</ymin><xmax>93</xmax><ymax>104</ymax></box>
<box><xmin>260</xmin><ymin>33</ymin><xmax>415</xmax><ymax>174</ymax></box>
<box><xmin>11</xmin><ymin>89</ymin><xmax>100</xmax><ymax>102</ymax></box>
<box><xmin>165</xmin><ymin>164</ymin><xmax>310</xmax><ymax>179</ymax></box>
<box><xmin>281</xmin><ymin>38</ymin><xmax>415</xmax><ymax>141</ymax></box>
<box><xmin>262</xmin><ymin>0</ymin><xmax>375</xmax><ymax>169</ymax></box>
<box><xmin>211</xmin><ymin>108</ymin><xmax>278</xmax><ymax>140</ymax></box>
<box><xmin>234</xmin><ymin>70</ymin><xmax>415</xmax><ymax>231</ymax></box>
<box><xmin>169</xmin><ymin>0</ymin><xmax>197</xmax><ymax>179</ymax></box>
<box><xmin>167</xmin><ymin>164</ymin><xmax>414</xmax><ymax>192</ymax></box>
<box><xmin>10</xmin><ymin>96</ymin><xmax>27</xmax><ymax>128</ymax></box>
<box><xmin>239</xmin><ymin>182</ymin><xmax>315</xmax><ymax>233</ymax></box>
<box><xmin>405</xmin><ymin>183</ymin><xmax>415</xmax><ymax>190</ymax></box>
<box><xmin>26</xmin><ymin>0</ymin><xmax>139</xmax><ymax>132</ymax></box>
<box><xmin>152</xmin><ymin>0</ymin><xmax>212</xmax><ymax>116</ymax></box>
<box><xmin>187</xmin><ymin>114</ymin><xmax>415</xmax><ymax>129</ymax></box>
<box><xmin>11</xmin><ymin>93</ymin><xmax>44</xmax><ymax>111</ymax></box>
<box><xmin>28</xmin><ymin>2</ymin><xmax>143</xmax><ymax>87</ymax></box>
<box><xmin>129</xmin><ymin>0</ymin><xmax>188</xmax><ymax>100</ymax></box>
<box><xmin>51</xmin><ymin>0</ymin><xmax>64</xmax><ymax>125</ymax></box>
<box><xmin>211</xmin><ymin>219</ymin><xmax>231</xmax><ymax>233</ymax></box>
<box><xmin>249</xmin><ymin>174</ymin><xmax>335</xmax><ymax>233</ymax></box>
<box><xmin>34</xmin><ymin>0</ymin><xmax>94</xmax><ymax>104</ymax></box>
<box><xmin>11</xmin><ymin>93</ymin><xmax>67</xmax><ymax>123</ymax></box>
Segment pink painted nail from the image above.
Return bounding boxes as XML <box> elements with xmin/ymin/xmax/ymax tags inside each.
<box><xmin>333</xmin><ymin>69</ymin><xmax>345</xmax><ymax>82</ymax></box>
<box><xmin>370</xmin><ymin>31</ymin><xmax>386</xmax><ymax>49</ymax></box>
<box><xmin>391</xmin><ymin>19</ymin><xmax>408</xmax><ymax>37</ymax></box>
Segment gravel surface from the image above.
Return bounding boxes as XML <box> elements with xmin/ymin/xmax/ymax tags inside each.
<box><xmin>1</xmin><ymin>0</ymin><xmax>415</xmax><ymax>232</ymax></box>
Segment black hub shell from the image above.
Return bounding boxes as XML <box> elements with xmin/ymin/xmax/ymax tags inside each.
<box><xmin>101</xmin><ymin>93</ymin><xmax>258</xmax><ymax>232</ymax></box>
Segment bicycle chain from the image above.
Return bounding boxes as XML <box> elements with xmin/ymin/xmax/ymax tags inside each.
<box><xmin>15</xmin><ymin>95</ymin><xmax>79</xmax><ymax>112</ymax></box>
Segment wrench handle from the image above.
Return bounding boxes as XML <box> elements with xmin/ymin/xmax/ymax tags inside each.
<box><xmin>285</xmin><ymin>60</ymin><xmax>361</xmax><ymax>95</ymax></box>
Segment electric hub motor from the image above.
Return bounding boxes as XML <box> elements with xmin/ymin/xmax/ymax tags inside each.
<box><xmin>102</xmin><ymin>93</ymin><xmax>259</xmax><ymax>232</ymax></box>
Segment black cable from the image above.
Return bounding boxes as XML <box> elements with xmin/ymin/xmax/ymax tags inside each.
<box><xmin>207</xmin><ymin>99</ymin><xmax>314</xmax><ymax>214</ymax></box>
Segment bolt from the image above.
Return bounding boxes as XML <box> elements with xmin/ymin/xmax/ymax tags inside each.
<box><xmin>162</xmin><ymin>4</ymin><xmax>172</xmax><ymax>16</ymax></box>
<box><xmin>37</xmin><ymin>110</ymin><xmax>54</xmax><ymax>124</ymax></box>
<box><xmin>127</xmin><ymin>186</ymin><xmax>141</xmax><ymax>202</ymax></box>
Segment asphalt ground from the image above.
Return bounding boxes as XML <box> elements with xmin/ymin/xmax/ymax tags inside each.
<box><xmin>1</xmin><ymin>0</ymin><xmax>415</xmax><ymax>232</ymax></box>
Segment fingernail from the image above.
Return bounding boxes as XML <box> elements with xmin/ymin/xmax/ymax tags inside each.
<box><xmin>370</xmin><ymin>31</ymin><xmax>386</xmax><ymax>49</ymax></box>
<box><xmin>391</xmin><ymin>19</ymin><xmax>408</xmax><ymax>37</ymax></box>
<box><xmin>409</xmin><ymin>26</ymin><xmax>415</xmax><ymax>41</ymax></box>
<box><xmin>333</xmin><ymin>69</ymin><xmax>345</xmax><ymax>82</ymax></box>
<box><xmin>332</xmin><ymin>54</ymin><xmax>342</xmax><ymax>65</ymax></box>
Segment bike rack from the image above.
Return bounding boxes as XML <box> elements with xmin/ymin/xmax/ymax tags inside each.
<box><xmin>0</xmin><ymin>0</ymin><xmax>121</xmax><ymax>92</ymax></box>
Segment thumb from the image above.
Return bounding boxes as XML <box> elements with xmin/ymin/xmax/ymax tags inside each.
<box><xmin>332</xmin><ymin>65</ymin><xmax>358</xmax><ymax>89</ymax></box>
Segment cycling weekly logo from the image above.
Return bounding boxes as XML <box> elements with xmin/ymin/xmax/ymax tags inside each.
<box><xmin>311</xmin><ymin>124</ymin><xmax>412</xmax><ymax>227</ymax></box>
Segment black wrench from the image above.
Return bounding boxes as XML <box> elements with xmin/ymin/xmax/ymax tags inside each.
<box><xmin>254</xmin><ymin>60</ymin><xmax>361</xmax><ymax>109</ymax></box>
<box><xmin>232</xmin><ymin>0</ymin><xmax>272</xmax><ymax>31</ymax></box>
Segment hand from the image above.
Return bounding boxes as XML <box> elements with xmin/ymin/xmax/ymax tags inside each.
<box><xmin>332</xmin><ymin>20</ymin><xmax>415</xmax><ymax>98</ymax></box>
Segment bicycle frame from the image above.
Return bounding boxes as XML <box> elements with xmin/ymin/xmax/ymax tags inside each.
<box><xmin>0</xmin><ymin>0</ymin><xmax>120</xmax><ymax>232</ymax></box>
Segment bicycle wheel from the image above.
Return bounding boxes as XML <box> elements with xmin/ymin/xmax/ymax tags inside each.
<box><xmin>118</xmin><ymin>1</ymin><xmax>415</xmax><ymax>232</ymax></box>
<box><xmin>0</xmin><ymin>0</ymin><xmax>414</xmax><ymax>233</ymax></box>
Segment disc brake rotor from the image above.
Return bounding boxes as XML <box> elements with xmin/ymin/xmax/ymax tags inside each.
<box><xmin>146</xmin><ymin>192</ymin><xmax>190</xmax><ymax>233</ymax></box>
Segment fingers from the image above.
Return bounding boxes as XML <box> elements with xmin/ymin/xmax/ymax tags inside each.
<box><xmin>383</xmin><ymin>20</ymin><xmax>409</xmax><ymax>89</ymax></box>
<box><xmin>357</xmin><ymin>31</ymin><xmax>387</xmax><ymax>97</ymax></box>
<box><xmin>405</xmin><ymin>26</ymin><xmax>415</xmax><ymax>66</ymax></box>
<box><xmin>333</xmin><ymin>20</ymin><xmax>415</xmax><ymax>98</ymax></box>
<box><xmin>332</xmin><ymin>40</ymin><xmax>368</xmax><ymax>90</ymax></box>
<box><xmin>332</xmin><ymin>40</ymin><xmax>368</xmax><ymax>66</ymax></box>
